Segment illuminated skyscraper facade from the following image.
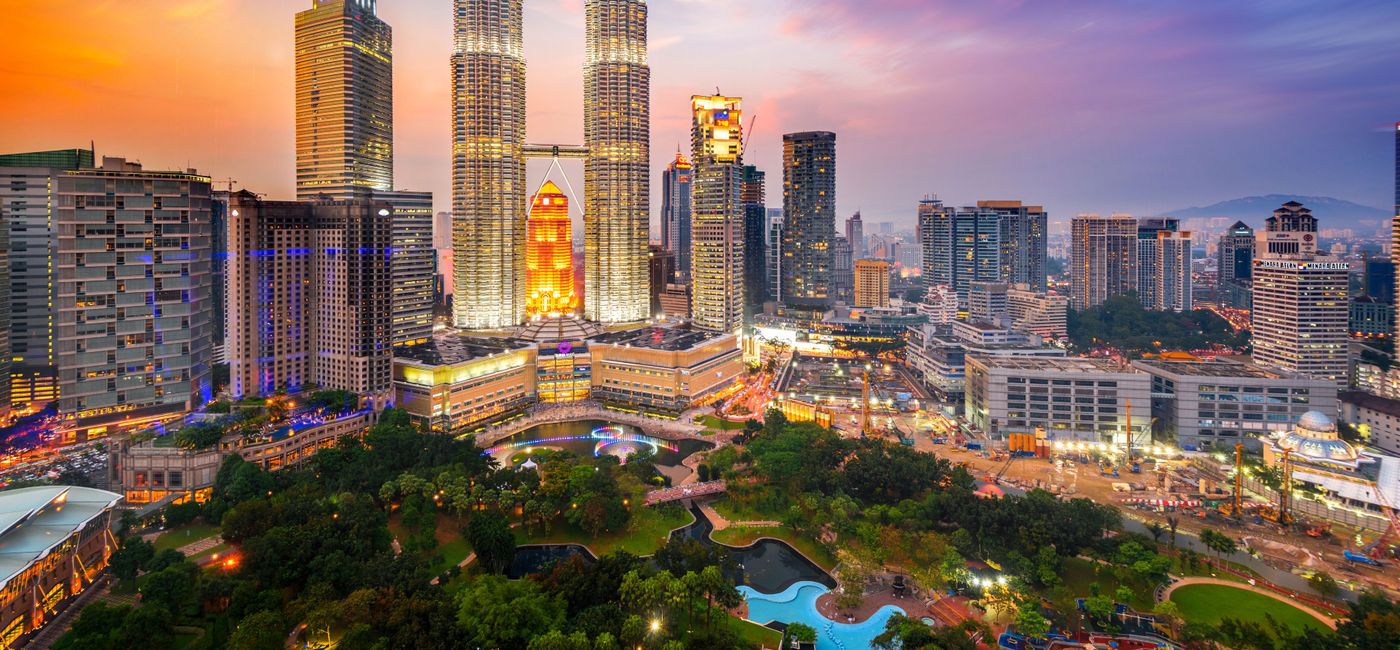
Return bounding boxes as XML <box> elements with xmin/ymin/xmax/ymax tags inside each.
<box><xmin>741</xmin><ymin>165</ymin><xmax>768</xmax><ymax>313</ymax></box>
<box><xmin>584</xmin><ymin>0</ymin><xmax>650</xmax><ymax>323</ymax></box>
<box><xmin>690</xmin><ymin>95</ymin><xmax>745</xmax><ymax>332</ymax></box>
<box><xmin>662</xmin><ymin>153</ymin><xmax>693</xmax><ymax>278</ymax></box>
<box><xmin>526</xmin><ymin>182</ymin><xmax>578</xmax><ymax>317</ymax></box>
<box><xmin>378</xmin><ymin>190</ymin><xmax>435</xmax><ymax>346</ymax></box>
<box><xmin>294</xmin><ymin>0</ymin><xmax>392</xmax><ymax>199</ymax></box>
<box><xmin>781</xmin><ymin>131</ymin><xmax>836</xmax><ymax>309</ymax></box>
<box><xmin>452</xmin><ymin>0</ymin><xmax>527</xmax><ymax>329</ymax></box>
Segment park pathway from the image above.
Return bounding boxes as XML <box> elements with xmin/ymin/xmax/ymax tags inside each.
<box><xmin>1159</xmin><ymin>577</ymin><xmax>1338</xmax><ymax>629</ymax></box>
<box><xmin>697</xmin><ymin>502</ymin><xmax>779</xmax><ymax>532</ymax></box>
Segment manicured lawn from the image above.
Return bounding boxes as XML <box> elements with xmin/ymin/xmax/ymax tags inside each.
<box><xmin>514</xmin><ymin>506</ymin><xmax>694</xmax><ymax>557</ymax></box>
<box><xmin>190</xmin><ymin>543</ymin><xmax>230</xmax><ymax>560</ymax></box>
<box><xmin>710</xmin><ymin>496</ymin><xmax>788</xmax><ymax>523</ymax></box>
<box><xmin>152</xmin><ymin>522</ymin><xmax>222</xmax><ymax>552</ymax></box>
<box><xmin>697</xmin><ymin>415</ymin><xmax>745</xmax><ymax>430</ymax></box>
<box><xmin>1170</xmin><ymin>584</ymin><xmax>1327</xmax><ymax>635</ymax></box>
<box><xmin>726</xmin><ymin>613</ymin><xmax>783</xmax><ymax>647</ymax></box>
<box><xmin>711</xmin><ymin>526</ymin><xmax>836</xmax><ymax>572</ymax></box>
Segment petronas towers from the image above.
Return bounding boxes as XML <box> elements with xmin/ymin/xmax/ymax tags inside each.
<box><xmin>452</xmin><ymin>0</ymin><xmax>650</xmax><ymax>329</ymax></box>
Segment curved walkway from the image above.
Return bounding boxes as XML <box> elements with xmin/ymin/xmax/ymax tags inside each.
<box><xmin>473</xmin><ymin>402</ymin><xmax>707</xmax><ymax>447</ymax></box>
<box><xmin>1161</xmin><ymin>577</ymin><xmax>1338</xmax><ymax>630</ymax></box>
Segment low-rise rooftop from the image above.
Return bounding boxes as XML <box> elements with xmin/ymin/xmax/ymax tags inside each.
<box><xmin>971</xmin><ymin>356</ymin><xmax>1132</xmax><ymax>373</ymax></box>
<box><xmin>394</xmin><ymin>333</ymin><xmax>531</xmax><ymax>367</ymax></box>
<box><xmin>1132</xmin><ymin>359</ymin><xmax>1294</xmax><ymax>379</ymax></box>
<box><xmin>0</xmin><ymin>486</ymin><xmax>121</xmax><ymax>585</ymax></box>
<box><xmin>590</xmin><ymin>326</ymin><xmax>727</xmax><ymax>352</ymax></box>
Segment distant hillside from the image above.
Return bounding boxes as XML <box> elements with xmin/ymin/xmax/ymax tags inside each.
<box><xmin>1154</xmin><ymin>194</ymin><xmax>1390</xmax><ymax>235</ymax></box>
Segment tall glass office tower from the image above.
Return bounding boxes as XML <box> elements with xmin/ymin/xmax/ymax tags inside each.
<box><xmin>452</xmin><ymin>0</ymin><xmax>527</xmax><ymax>329</ymax></box>
<box><xmin>690</xmin><ymin>95</ymin><xmax>745</xmax><ymax>332</ymax></box>
<box><xmin>584</xmin><ymin>0</ymin><xmax>650</xmax><ymax>323</ymax></box>
<box><xmin>294</xmin><ymin>0</ymin><xmax>392</xmax><ymax>199</ymax></box>
<box><xmin>781</xmin><ymin>131</ymin><xmax>836</xmax><ymax>309</ymax></box>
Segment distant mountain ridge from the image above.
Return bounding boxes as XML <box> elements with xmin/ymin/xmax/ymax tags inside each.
<box><xmin>1154</xmin><ymin>194</ymin><xmax>1390</xmax><ymax>234</ymax></box>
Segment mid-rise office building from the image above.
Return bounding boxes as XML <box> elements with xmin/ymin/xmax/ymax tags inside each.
<box><xmin>741</xmin><ymin>165</ymin><xmax>768</xmax><ymax>312</ymax></box>
<box><xmin>1070</xmin><ymin>213</ymin><xmax>1137</xmax><ymax>309</ymax></box>
<box><xmin>1007</xmin><ymin>285</ymin><xmax>1068</xmax><ymax>340</ymax></box>
<box><xmin>781</xmin><ymin>131</ymin><xmax>836</xmax><ymax>308</ymax></box>
<box><xmin>1133</xmin><ymin>359</ymin><xmax>1337</xmax><ymax>451</ymax></box>
<box><xmin>1252</xmin><ymin>256</ymin><xmax>1348</xmax><ymax>388</ymax></box>
<box><xmin>1155</xmin><ymin>230</ymin><xmax>1193</xmax><ymax>312</ymax></box>
<box><xmin>294</xmin><ymin>0</ymin><xmax>393</xmax><ymax>199</ymax></box>
<box><xmin>965</xmin><ymin>356</ymin><xmax>1151</xmax><ymax>443</ymax></box>
<box><xmin>968</xmin><ymin>281</ymin><xmax>1009</xmax><ymax>325</ymax></box>
<box><xmin>226</xmin><ymin>192</ymin><xmax>393</xmax><ymax>406</ymax></box>
<box><xmin>1364</xmin><ymin>257</ymin><xmax>1395</xmax><ymax>303</ymax></box>
<box><xmin>662</xmin><ymin>153</ymin><xmax>693</xmax><ymax>279</ymax></box>
<box><xmin>1350</xmin><ymin>295</ymin><xmax>1392</xmax><ymax>337</ymax></box>
<box><xmin>57</xmin><ymin>158</ymin><xmax>214</xmax><ymax>440</ymax></box>
<box><xmin>1257</xmin><ymin>201</ymin><xmax>1318</xmax><ymax>257</ymax></box>
<box><xmin>451</xmin><ymin>0</ymin><xmax>527</xmax><ymax>329</ymax></box>
<box><xmin>1339</xmin><ymin>390</ymin><xmax>1400</xmax><ymax>455</ymax></box>
<box><xmin>831</xmin><ymin>236</ymin><xmax>853</xmax><ymax>303</ymax></box>
<box><xmin>658</xmin><ymin>284</ymin><xmax>691</xmax><ymax>320</ymax></box>
<box><xmin>853</xmin><ymin>259</ymin><xmax>890</xmax><ymax>308</ymax></box>
<box><xmin>1136</xmin><ymin>218</ymin><xmax>1178</xmax><ymax>308</ymax></box>
<box><xmin>583</xmin><ymin>0</ymin><xmax>651</xmax><ymax>324</ymax></box>
<box><xmin>0</xmin><ymin>149</ymin><xmax>94</xmax><ymax>410</ymax></box>
<box><xmin>1218</xmin><ymin>221</ymin><xmax>1254</xmax><ymax>284</ymax></box>
<box><xmin>690</xmin><ymin>95</ymin><xmax>745</xmax><ymax>332</ymax></box>
<box><xmin>846</xmin><ymin>211</ymin><xmax>865</xmax><ymax>259</ymax></box>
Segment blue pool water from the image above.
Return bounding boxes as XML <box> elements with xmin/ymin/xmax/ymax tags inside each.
<box><xmin>740</xmin><ymin>581</ymin><xmax>908</xmax><ymax>650</ymax></box>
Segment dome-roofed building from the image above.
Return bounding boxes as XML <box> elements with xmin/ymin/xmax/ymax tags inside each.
<box><xmin>1275</xmin><ymin>410</ymin><xmax>1361</xmax><ymax>463</ymax></box>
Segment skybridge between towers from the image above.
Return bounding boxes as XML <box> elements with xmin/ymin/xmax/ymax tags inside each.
<box><xmin>523</xmin><ymin>144</ymin><xmax>589</xmax><ymax>159</ymax></box>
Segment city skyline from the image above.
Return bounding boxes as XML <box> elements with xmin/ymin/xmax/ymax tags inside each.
<box><xmin>4</xmin><ymin>1</ymin><xmax>1397</xmax><ymax>230</ymax></box>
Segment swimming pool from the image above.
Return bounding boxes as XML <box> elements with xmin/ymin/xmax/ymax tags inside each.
<box><xmin>740</xmin><ymin>581</ymin><xmax>908</xmax><ymax>650</ymax></box>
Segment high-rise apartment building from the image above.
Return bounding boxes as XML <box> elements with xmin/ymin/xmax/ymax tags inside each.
<box><xmin>831</xmin><ymin>236</ymin><xmax>853</xmax><ymax>304</ymax></box>
<box><xmin>294</xmin><ymin>0</ymin><xmax>393</xmax><ymax>199</ymax></box>
<box><xmin>917</xmin><ymin>199</ymin><xmax>999</xmax><ymax>297</ymax></box>
<box><xmin>0</xmin><ymin>207</ymin><xmax>9</xmax><ymax>422</ymax></box>
<box><xmin>57</xmin><ymin>158</ymin><xmax>214</xmax><ymax>440</ymax></box>
<box><xmin>853</xmin><ymin>260</ymin><xmax>890</xmax><ymax>308</ymax></box>
<box><xmin>0</xmin><ymin>148</ymin><xmax>93</xmax><ymax>410</ymax></box>
<box><xmin>1155</xmin><ymin>230</ymin><xmax>1193</xmax><ymax>312</ymax></box>
<box><xmin>451</xmin><ymin>0</ymin><xmax>527</xmax><ymax>329</ymax></box>
<box><xmin>1069</xmin><ymin>214</ymin><xmax>1138</xmax><ymax>309</ymax></box>
<box><xmin>846</xmin><ymin>211</ymin><xmax>865</xmax><ymax>259</ymax></box>
<box><xmin>781</xmin><ymin>131</ymin><xmax>836</xmax><ymax>308</ymax></box>
<box><xmin>661</xmin><ymin>153</ymin><xmax>693</xmax><ymax>279</ymax></box>
<box><xmin>1218</xmin><ymin>221</ymin><xmax>1254</xmax><ymax>284</ymax></box>
<box><xmin>583</xmin><ymin>0</ymin><xmax>650</xmax><ymax>323</ymax></box>
<box><xmin>690</xmin><ymin>95</ymin><xmax>745</xmax><ymax>332</ymax></box>
<box><xmin>982</xmin><ymin>201</ymin><xmax>1047</xmax><ymax>292</ymax></box>
<box><xmin>1252</xmin><ymin>258</ymin><xmax>1348</xmax><ymax>388</ymax></box>
<box><xmin>526</xmin><ymin>182</ymin><xmax>578</xmax><ymax>317</ymax></box>
<box><xmin>226</xmin><ymin>192</ymin><xmax>393</xmax><ymax>405</ymax></box>
<box><xmin>767</xmin><ymin>212</ymin><xmax>783</xmax><ymax>304</ymax></box>
<box><xmin>1136</xmin><ymin>218</ymin><xmax>1179</xmax><ymax>308</ymax></box>
<box><xmin>377</xmin><ymin>190</ymin><xmax>434</xmax><ymax>346</ymax></box>
<box><xmin>1257</xmin><ymin>201</ymin><xmax>1318</xmax><ymax>257</ymax></box>
<box><xmin>741</xmin><ymin>165</ymin><xmax>768</xmax><ymax>312</ymax></box>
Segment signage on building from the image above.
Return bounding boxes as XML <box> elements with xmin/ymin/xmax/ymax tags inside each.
<box><xmin>1254</xmin><ymin>260</ymin><xmax>1347</xmax><ymax>271</ymax></box>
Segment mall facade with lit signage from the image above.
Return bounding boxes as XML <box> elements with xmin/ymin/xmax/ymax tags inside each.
<box><xmin>393</xmin><ymin>327</ymin><xmax>743</xmax><ymax>433</ymax></box>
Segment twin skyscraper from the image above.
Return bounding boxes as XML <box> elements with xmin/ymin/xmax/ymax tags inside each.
<box><xmin>452</xmin><ymin>0</ymin><xmax>651</xmax><ymax>329</ymax></box>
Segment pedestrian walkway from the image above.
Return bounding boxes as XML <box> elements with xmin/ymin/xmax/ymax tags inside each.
<box><xmin>177</xmin><ymin>536</ymin><xmax>222</xmax><ymax>557</ymax></box>
<box><xmin>697</xmin><ymin>503</ymin><xmax>779</xmax><ymax>531</ymax></box>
